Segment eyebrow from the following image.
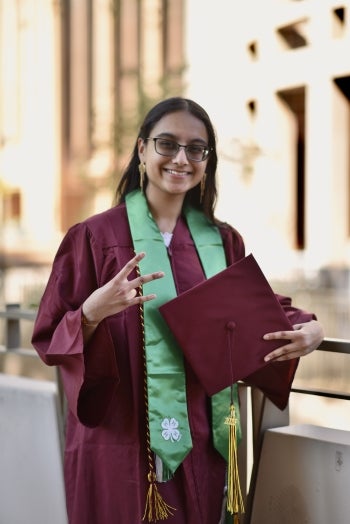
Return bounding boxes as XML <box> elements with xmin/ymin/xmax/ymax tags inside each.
<box><xmin>154</xmin><ymin>132</ymin><xmax>208</xmax><ymax>145</ymax></box>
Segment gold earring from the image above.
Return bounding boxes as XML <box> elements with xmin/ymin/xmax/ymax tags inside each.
<box><xmin>200</xmin><ymin>174</ymin><xmax>206</xmax><ymax>203</ymax></box>
<box><xmin>138</xmin><ymin>162</ymin><xmax>146</xmax><ymax>192</ymax></box>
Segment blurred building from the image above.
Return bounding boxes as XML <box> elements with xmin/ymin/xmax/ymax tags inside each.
<box><xmin>185</xmin><ymin>0</ymin><xmax>350</xmax><ymax>283</ymax></box>
<box><xmin>0</xmin><ymin>0</ymin><xmax>185</xmax><ymax>267</ymax></box>
<box><xmin>1</xmin><ymin>0</ymin><xmax>350</xmax><ymax>292</ymax></box>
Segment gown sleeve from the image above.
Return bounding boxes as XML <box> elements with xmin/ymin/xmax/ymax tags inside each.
<box><xmin>31</xmin><ymin>223</ymin><xmax>120</xmax><ymax>427</ymax></box>
<box><xmin>276</xmin><ymin>294</ymin><xmax>316</xmax><ymax>324</ymax></box>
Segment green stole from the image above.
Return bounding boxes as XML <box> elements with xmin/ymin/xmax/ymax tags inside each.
<box><xmin>125</xmin><ymin>189</ymin><xmax>241</xmax><ymax>478</ymax></box>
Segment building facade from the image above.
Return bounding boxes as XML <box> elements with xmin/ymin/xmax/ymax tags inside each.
<box><xmin>0</xmin><ymin>0</ymin><xmax>185</xmax><ymax>266</ymax></box>
<box><xmin>185</xmin><ymin>0</ymin><xmax>350</xmax><ymax>281</ymax></box>
<box><xmin>1</xmin><ymin>0</ymin><xmax>350</xmax><ymax>305</ymax></box>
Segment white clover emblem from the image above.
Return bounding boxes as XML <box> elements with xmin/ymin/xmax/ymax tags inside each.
<box><xmin>161</xmin><ymin>417</ymin><xmax>182</xmax><ymax>442</ymax></box>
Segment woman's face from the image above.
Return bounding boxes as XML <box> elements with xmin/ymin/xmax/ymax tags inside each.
<box><xmin>138</xmin><ymin>110</ymin><xmax>209</xmax><ymax>202</ymax></box>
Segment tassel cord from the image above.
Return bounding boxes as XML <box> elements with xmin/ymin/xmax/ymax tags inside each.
<box><xmin>136</xmin><ymin>266</ymin><xmax>176</xmax><ymax>522</ymax></box>
<box><xmin>225</xmin><ymin>327</ymin><xmax>244</xmax><ymax>521</ymax></box>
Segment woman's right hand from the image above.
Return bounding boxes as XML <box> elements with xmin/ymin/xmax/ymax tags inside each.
<box><xmin>82</xmin><ymin>252</ymin><xmax>164</xmax><ymax>326</ymax></box>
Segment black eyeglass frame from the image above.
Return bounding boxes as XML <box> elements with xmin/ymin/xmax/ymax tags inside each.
<box><xmin>145</xmin><ymin>137</ymin><xmax>212</xmax><ymax>162</ymax></box>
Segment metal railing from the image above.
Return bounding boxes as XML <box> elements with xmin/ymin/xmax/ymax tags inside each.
<box><xmin>0</xmin><ymin>303</ymin><xmax>66</xmax><ymax>417</ymax></box>
<box><xmin>0</xmin><ymin>303</ymin><xmax>37</xmax><ymax>349</ymax></box>
<box><xmin>1</xmin><ymin>304</ymin><xmax>350</xmax><ymax>523</ymax></box>
<box><xmin>243</xmin><ymin>336</ymin><xmax>350</xmax><ymax>522</ymax></box>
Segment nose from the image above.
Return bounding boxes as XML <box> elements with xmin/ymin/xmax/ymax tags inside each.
<box><xmin>172</xmin><ymin>146</ymin><xmax>189</xmax><ymax>164</ymax></box>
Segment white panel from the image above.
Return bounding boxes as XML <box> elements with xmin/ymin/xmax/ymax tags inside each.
<box><xmin>251</xmin><ymin>424</ymin><xmax>350</xmax><ymax>524</ymax></box>
<box><xmin>0</xmin><ymin>374</ymin><xmax>68</xmax><ymax>524</ymax></box>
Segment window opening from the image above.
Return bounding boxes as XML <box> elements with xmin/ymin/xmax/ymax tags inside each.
<box><xmin>277</xmin><ymin>87</ymin><xmax>306</xmax><ymax>250</ymax></box>
<box><xmin>247</xmin><ymin>100</ymin><xmax>256</xmax><ymax>116</ymax></box>
<box><xmin>277</xmin><ymin>19</ymin><xmax>308</xmax><ymax>49</ymax></box>
<box><xmin>334</xmin><ymin>76</ymin><xmax>350</xmax><ymax>237</ymax></box>
<box><xmin>332</xmin><ymin>7</ymin><xmax>346</xmax><ymax>37</ymax></box>
<box><xmin>247</xmin><ymin>41</ymin><xmax>258</xmax><ymax>59</ymax></box>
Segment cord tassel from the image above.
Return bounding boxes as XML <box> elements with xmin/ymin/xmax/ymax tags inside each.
<box><xmin>136</xmin><ymin>269</ymin><xmax>176</xmax><ymax>522</ymax></box>
<box><xmin>225</xmin><ymin>402</ymin><xmax>245</xmax><ymax>522</ymax></box>
<box><xmin>143</xmin><ymin>472</ymin><xmax>175</xmax><ymax>522</ymax></box>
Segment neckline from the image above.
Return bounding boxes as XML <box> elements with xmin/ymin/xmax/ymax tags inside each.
<box><xmin>160</xmin><ymin>231</ymin><xmax>173</xmax><ymax>247</ymax></box>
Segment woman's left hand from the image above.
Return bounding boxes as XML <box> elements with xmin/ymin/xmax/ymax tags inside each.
<box><xmin>263</xmin><ymin>319</ymin><xmax>324</xmax><ymax>362</ymax></box>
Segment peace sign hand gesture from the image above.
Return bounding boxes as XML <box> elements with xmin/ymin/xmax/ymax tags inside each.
<box><xmin>82</xmin><ymin>252</ymin><xmax>164</xmax><ymax>328</ymax></box>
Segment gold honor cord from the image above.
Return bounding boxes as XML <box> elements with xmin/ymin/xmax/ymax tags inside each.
<box><xmin>136</xmin><ymin>265</ymin><xmax>175</xmax><ymax>522</ymax></box>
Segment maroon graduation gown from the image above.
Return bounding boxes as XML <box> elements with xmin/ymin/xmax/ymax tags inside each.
<box><xmin>31</xmin><ymin>203</ymin><xmax>315</xmax><ymax>524</ymax></box>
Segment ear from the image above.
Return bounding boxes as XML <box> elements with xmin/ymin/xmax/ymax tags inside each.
<box><xmin>138</xmin><ymin>137</ymin><xmax>146</xmax><ymax>162</ymax></box>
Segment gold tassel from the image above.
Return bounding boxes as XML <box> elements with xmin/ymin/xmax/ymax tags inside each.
<box><xmin>225</xmin><ymin>402</ymin><xmax>245</xmax><ymax>522</ymax></box>
<box><xmin>143</xmin><ymin>472</ymin><xmax>175</xmax><ymax>522</ymax></box>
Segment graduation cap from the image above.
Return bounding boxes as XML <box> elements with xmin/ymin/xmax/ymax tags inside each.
<box><xmin>159</xmin><ymin>253</ymin><xmax>298</xmax><ymax>411</ymax></box>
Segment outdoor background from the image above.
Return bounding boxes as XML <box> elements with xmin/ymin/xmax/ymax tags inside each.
<box><xmin>1</xmin><ymin>0</ymin><xmax>350</xmax><ymax>430</ymax></box>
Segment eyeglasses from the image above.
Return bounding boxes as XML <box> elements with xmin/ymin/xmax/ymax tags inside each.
<box><xmin>145</xmin><ymin>137</ymin><xmax>211</xmax><ymax>162</ymax></box>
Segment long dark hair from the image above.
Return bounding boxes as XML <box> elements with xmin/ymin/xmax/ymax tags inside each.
<box><xmin>115</xmin><ymin>97</ymin><xmax>219</xmax><ymax>222</ymax></box>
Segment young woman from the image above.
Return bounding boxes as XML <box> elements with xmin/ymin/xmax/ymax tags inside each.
<box><xmin>32</xmin><ymin>97</ymin><xmax>324</xmax><ymax>524</ymax></box>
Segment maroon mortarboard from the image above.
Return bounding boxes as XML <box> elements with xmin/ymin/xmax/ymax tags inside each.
<box><xmin>159</xmin><ymin>253</ymin><xmax>298</xmax><ymax>410</ymax></box>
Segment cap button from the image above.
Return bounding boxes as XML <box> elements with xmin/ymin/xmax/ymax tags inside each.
<box><xmin>226</xmin><ymin>320</ymin><xmax>236</xmax><ymax>331</ymax></box>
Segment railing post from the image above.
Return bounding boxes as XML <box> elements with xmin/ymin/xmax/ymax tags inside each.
<box><xmin>5</xmin><ymin>303</ymin><xmax>21</xmax><ymax>349</ymax></box>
